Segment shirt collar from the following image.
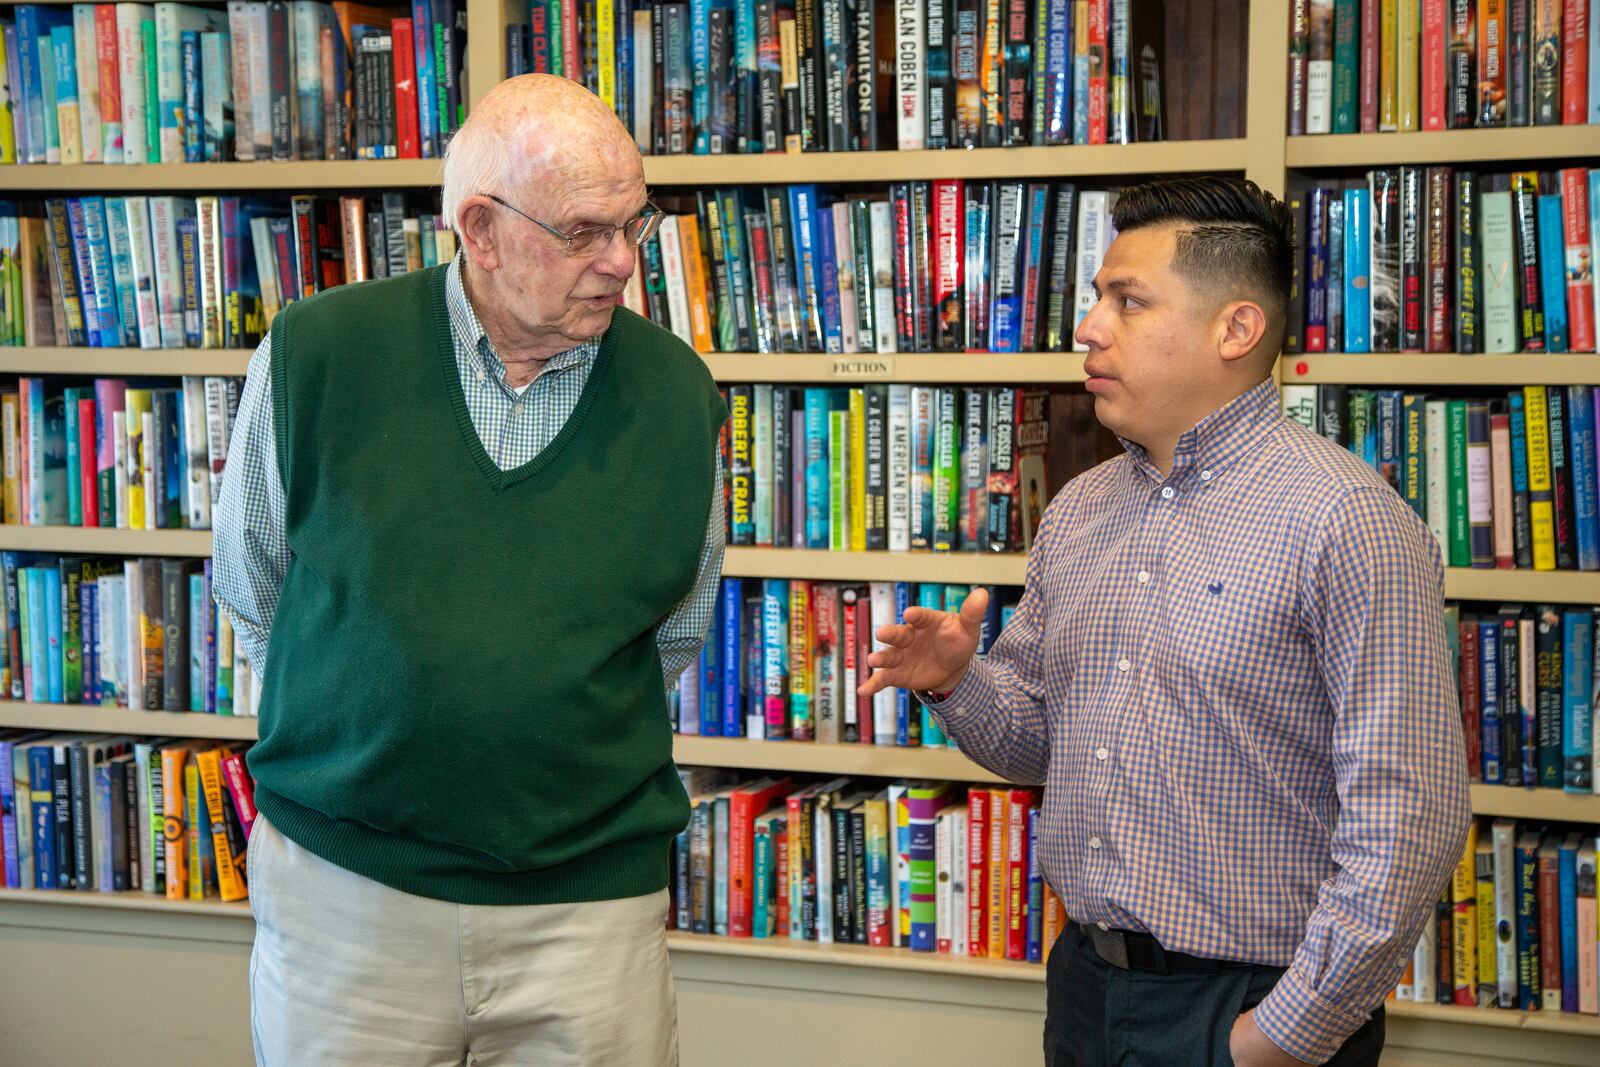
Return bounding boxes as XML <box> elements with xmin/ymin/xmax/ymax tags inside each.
<box><xmin>445</xmin><ymin>254</ymin><xmax>600</xmax><ymax>383</ymax></box>
<box><xmin>1120</xmin><ymin>377</ymin><xmax>1283</xmax><ymax>484</ymax></box>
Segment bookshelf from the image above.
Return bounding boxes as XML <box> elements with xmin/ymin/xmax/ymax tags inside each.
<box><xmin>2</xmin><ymin>0</ymin><xmax>1598</xmax><ymax>1064</ymax></box>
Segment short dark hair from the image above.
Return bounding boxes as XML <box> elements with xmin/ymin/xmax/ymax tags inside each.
<box><xmin>1110</xmin><ymin>177</ymin><xmax>1294</xmax><ymax>349</ymax></box>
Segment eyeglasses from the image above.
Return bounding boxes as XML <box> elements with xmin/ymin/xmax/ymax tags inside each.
<box><xmin>484</xmin><ymin>193</ymin><xmax>665</xmax><ymax>257</ymax></box>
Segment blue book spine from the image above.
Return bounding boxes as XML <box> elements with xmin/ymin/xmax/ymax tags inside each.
<box><xmin>43</xmin><ymin>567</ymin><xmax>62</xmax><ymax>704</ymax></box>
<box><xmin>1343</xmin><ymin>187</ymin><xmax>1371</xmax><ymax>353</ymax></box>
<box><xmin>802</xmin><ymin>387</ymin><xmax>830</xmax><ymax>547</ymax></box>
<box><xmin>48</xmin><ymin>23</ymin><xmax>75</xmax><ymax>152</ymax></box>
<box><xmin>1510</xmin><ymin>392</ymin><xmax>1531</xmax><ymax>545</ymax></box>
<box><xmin>15</xmin><ymin>7</ymin><xmax>50</xmax><ymax>163</ymax></box>
<box><xmin>1536</xmin><ymin>194</ymin><xmax>1568</xmax><ymax>352</ymax></box>
<box><xmin>743</xmin><ymin>595</ymin><xmax>763</xmax><ymax>737</ymax></box>
<box><xmin>181</xmin><ymin>31</ymin><xmax>202</xmax><ymax>163</ymax></box>
<box><xmin>1070</xmin><ymin>23</ymin><xmax>1088</xmax><ymax>143</ymax></box>
<box><xmin>720</xmin><ymin>578</ymin><xmax>742</xmax><ymax>737</ymax></box>
<box><xmin>1479</xmin><ymin>617</ymin><xmax>1503</xmax><ymax>783</ymax></box>
<box><xmin>189</xmin><ymin>573</ymin><xmax>205</xmax><ymax>712</ymax></box>
<box><xmin>92</xmin><ymin>758</ymin><xmax>111</xmax><ymax>891</ymax></box>
<box><xmin>24</xmin><ymin>569</ymin><xmax>47</xmax><ymax>703</ymax></box>
<box><xmin>1567</xmin><ymin>386</ymin><xmax>1600</xmax><ymax>570</ymax></box>
<box><xmin>751</xmin><ymin>819</ymin><xmax>771</xmax><ymax>936</ymax></box>
<box><xmin>988</xmin><ymin>184</ymin><xmax>1024</xmax><ymax>352</ymax></box>
<box><xmin>1374</xmin><ymin>389</ymin><xmax>1404</xmax><ymax>495</ymax></box>
<box><xmin>0</xmin><ymin>740</ymin><xmax>17</xmax><ymax>888</ymax></box>
<box><xmin>1306</xmin><ymin>186</ymin><xmax>1329</xmax><ymax>345</ymax></box>
<box><xmin>1558</xmin><ymin>836</ymin><xmax>1578</xmax><ymax>1012</ymax></box>
<box><xmin>733</xmin><ymin>0</ymin><xmax>756</xmax><ymax>151</ymax></box>
<box><xmin>1025</xmin><ymin>805</ymin><xmax>1043</xmax><ymax>962</ymax></box>
<box><xmin>615</xmin><ymin>0</ymin><xmax>634</xmax><ymax>135</ymax></box>
<box><xmin>917</xmin><ymin>584</ymin><xmax>947</xmax><ymax>747</ymax></box>
<box><xmin>894</xmin><ymin>581</ymin><xmax>912</xmax><ymax>746</ymax></box>
<box><xmin>34</xmin><ymin>18</ymin><xmax>60</xmax><ymax>159</ymax></box>
<box><xmin>411</xmin><ymin>0</ymin><xmax>439</xmax><ymax>157</ymax></box>
<box><xmin>27</xmin><ymin>747</ymin><xmax>53</xmax><ymax>889</ymax></box>
<box><xmin>699</xmin><ymin>611</ymin><xmax>722</xmax><ymax>737</ymax></box>
<box><xmin>761</xmin><ymin>578</ymin><xmax>788</xmax><ymax>739</ymax></box>
<box><xmin>815</xmin><ymin>198</ymin><xmax>842</xmax><ymax>353</ymax></box>
<box><xmin>80</xmin><ymin>197</ymin><xmax>120</xmax><ymax>348</ymax></box>
<box><xmin>102</xmin><ymin>198</ymin><xmax>141</xmax><ymax>347</ymax></box>
<box><xmin>788</xmin><ymin>184</ymin><xmax>823</xmax><ymax>350</ymax></box>
<box><xmin>1042</xmin><ymin>0</ymin><xmax>1069</xmax><ymax>144</ymax></box>
<box><xmin>80</xmin><ymin>580</ymin><xmax>96</xmax><ymax>705</ymax></box>
<box><xmin>62</xmin><ymin>389</ymin><xmax>81</xmax><ymax>526</ymax></box>
<box><xmin>65</xmin><ymin>198</ymin><xmax>104</xmax><ymax>348</ymax></box>
<box><xmin>1565</xmin><ymin>609</ymin><xmax>1595</xmax><ymax>792</ymax></box>
<box><xmin>690</xmin><ymin>0</ymin><xmax>710</xmax><ymax>153</ymax></box>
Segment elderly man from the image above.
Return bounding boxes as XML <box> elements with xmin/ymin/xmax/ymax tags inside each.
<box><xmin>213</xmin><ymin>75</ymin><xmax>725</xmax><ymax>1066</ymax></box>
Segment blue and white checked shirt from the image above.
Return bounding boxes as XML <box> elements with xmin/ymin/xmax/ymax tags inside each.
<box><xmin>213</xmin><ymin>255</ymin><xmax>725</xmax><ymax>688</ymax></box>
<box><xmin>927</xmin><ymin>378</ymin><xmax>1470</xmax><ymax>1063</ymax></box>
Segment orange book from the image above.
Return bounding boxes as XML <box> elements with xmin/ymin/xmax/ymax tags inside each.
<box><xmin>676</xmin><ymin>215</ymin><xmax>714</xmax><ymax>352</ymax></box>
<box><xmin>197</xmin><ymin>748</ymin><xmax>247</xmax><ymax>902</ymax></box>
<box><xmin>161</xmin><ymin>745</ymin><xmax>189</xmax><ymax>901</ymax></box>
<box><xmin>1042</xmin><ymin>887</ymin><xmax>1065</xmax><ymax>960</ymax></box>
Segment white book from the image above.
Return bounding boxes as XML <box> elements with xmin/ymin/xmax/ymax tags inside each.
<box><xmin>249</xmin><ymin>215</ymin><xmax>281</xmax><ymax>320</ymax></box>
<box><xmin>203</xmin><ymin>376</ymin><xmax>230</xmax><ymax>508</ymax></box>
<box><xmin>1480</xmin><ymin>190</ymin><xmax>1518</xmax><ymax>354</ymax></box>
<box><xmin>869</xmin><ymin>201</ymin><xmax>897</xmax><ymax>353</ymax></box>
<box><xmin>226</xmin><ymin>1</ymin><xmax>254</xmax><ymax>159</ymax></box>
<box><xmin>72</xmin><ymin>4</ymin><xmax>101</xmax><ymax>162</ymax></box>
<box><xmin>154</xmin><ymin>2</ymin><xmax>225</xmax><ymax>162</ymax></box>
<box><xmin>870</xmin><ymin>581</ymin><xmax>896</xmax><ymax>745</ymax></box>
<box><xmin>117</xmin><ymin>4</ymin><xmax>154</xmax><ymax>164</ymax></box>
<box><xmin>122</xmin><ymin>559</ymin><xmax>143</xmax><ymax>702</ymax></box>
<box><xmin>196</xmin><ymin>196</ymin><xmax>223</xmax><ymax>347</ymax></box>
<box><xmin>112</xmin><ymin>411</ymin><xmax>129</xmax><ymax>530</ymax></box>
<box><xmin>1490</xmin><ymin>819</ymin><xmax>1517</xmax><ymax>1007</ymax></box>
<box><xmin>887</xmin><ymin>384</ymin><xmax>911</xmax><ymax>552</ymax></box>
<box><xmin>100</xmin><ymin>576</ymin><xmax>124</xmax><ymax>708</ymax></box>
<box><xmin>1306</xmin><ymin>0</ymin><xmax>1333</xmax><ymax>134</ymax></box>
<box><xmin>1411</xmin><ymin>918</ymin><xmax>1437</xmax><ymax>1003</ymax></box>
<box><xmin>180</xmin><ymin>376</ymin><xmax>210</xmax><ymax>528</ymax></box>
<box><xmin>935</xmin><ymin>807</ymin><xmax>954</xmax><ymax>952</ymax></box>
<box><xmin>621</xmin><ymin>248</ymin><xmax>647</xmax><ymax>317</ymax></box>
<box><xmin>632</xmin><ymin>9</ymin><xmax>652</xmax><ymax>151</ymax></box>
<box><xmin>132</xmin><ymin>741</ymin><xmax>152</xmax><ymax>892</ymax></box>
<box><xmin>146</xmin><ymin>195</ymin><xmax>187</xmax><ymax>348</ymax></box>
<box><xmin>1070</xmin><ymin>191</ymin><xmax>1109</xmax><ymax>352</ymax></box>
<box><xmin>1281</xmin><ymin>385</ymin><xmax>1318</xmax><ymax>432</ymax></box>
<box><xmin>1425</xmin><ymin>399</ymin><xmax>1448</xmax><ymax>554</ymax></box>
<box><xmin>657</xmin><ymin>215</ymin><xmax>695</xmax><ymax>347</ymax></box>
<box><xmin>1577</xmin><ymin>840</ymin><xmax>1598</xmax><ymax>1009</ymax></box>
<box><xmin>893</xmin><ymin>0</ymin><xmax>924</xmax><ymax>149</ymax></box>
<box><xmin>141</xmin><ymin>410</ymin><xmax>157</xmax><ymax>529</ymax></box>
<box><xmin>753</xmin><ymin>383</ymin><xmax>773</xmax><ymax>546</ymax></box>
<box><xmin>122</xmin><ymin>197</ymin><xmax>161</xmax><ymax>348</ymax></box>
<box><xmin>832</xmin><ymin>202</ymin><xmax>858</xmax><ymax>353</ymax></box>
<box><xmin>814</xmin><ymin>791</ymin><xmax>835</xmax><ymax>944</ymax></box>
<box><xmin>949</xmin><ymin>806</ymin><xmax>967</xmax><ymax>956</ymax></box>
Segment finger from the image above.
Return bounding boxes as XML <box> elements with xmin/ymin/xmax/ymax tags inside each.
<box><xmin>903</xmin><ymin>606</ymin><xmax>945</xmax><ymax>629</ymax></box>
<box><xmin>858</xmin><ymin>666</ymin><xmax>898</xmax><ymax>697</ymax></box>
<box><xmin>874</xmin><ymin>623</ymin><xmax>915</xmax><ymax>648</ymax></box>
<box><xmin>959</xmin><ymin>587</ymin><xmax>991</xmax><ymax>636</ymax></box>
<box><xmin>866</xmin><ymin>648</ymin><xmax>902</xmax><ymax>670</ymax></box>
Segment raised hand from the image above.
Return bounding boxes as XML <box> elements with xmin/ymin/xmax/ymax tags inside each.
<box><xmin>857</xmin><ymin>587</ymin><xmax>989</xmax><ymax>698</ymax></box>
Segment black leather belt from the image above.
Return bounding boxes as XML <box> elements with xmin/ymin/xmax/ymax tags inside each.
<box><xmin>1076</xmin><ymin>923</ymin><xmax>1246</xmax><ymax>976</ymax></box>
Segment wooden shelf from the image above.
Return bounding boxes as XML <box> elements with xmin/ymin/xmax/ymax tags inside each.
<box><xmin>1385</xmin><ymin>998</ymin><xmax>1600</xmax><ymax>1037</ymax></box>
<box><xmin>0</xmin><ymin>347</ymin><xmax>253</xmax><ymax>376</ymax></box>
<box><xmin>642</xmin><ymin>139</ymin><xmax>1249</xmax><ymax>186</ymax></box>
<box><xmin>700</xmin><ymin>352</ymin><xmax>1087</xmax><ymax>384</ymax></box>
<box><xmin>0</xmin><ymin>886</ymin><xmax>250</xmax><ymax>917</ymax></box>
<box><xmin>1468</xmin><ymin>784</ymin><xmax>1600</xmax><ymax>823</ymax></box>
<box><xmin>0</xmin><ymin>526</ymin><xmax>212</xmax><ymax>556</ymax></box>
<box><xmin>664</xmin><ymin>930</ymin><xmax>1044</xmax><ymax>982</ymax></box>
<box><xmin>1282</xmin><ymin>354</ymin><xmax>1600</xmax><ymax>386</ymax></box>
<box><xmin>0</xmin><ymin>158</ymin><xmax>443</xmax><ymax>191</ymax></box>
<box><xmin>0</xmin><ymin>700</ymin><xmax>257</xmax><ymax>740</ymax></box>
<box><xmin>1286</xmin><ymin>127</ymin><xmax>1600</xmax><ymax>169</ymax></box>
<box><xmin>1444</xmin><ymin>569</ymin><xmax>1600</xmax><ymax>603</ymax></box>
<box><xmin>723</xmin><ymin>547</ymin><xmax>1028</xmax><ymax>585</ymax></box>
<box><xmin>673</xmin><ymin>735</ymin><xmax>1008</xmax><ymax>783</ymax></box>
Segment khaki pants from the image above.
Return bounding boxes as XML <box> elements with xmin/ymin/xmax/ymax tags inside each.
<box><xmin>248</xmin><ymin>814</ymin><xmax>678</xmax><ymax>1066</ymax></box>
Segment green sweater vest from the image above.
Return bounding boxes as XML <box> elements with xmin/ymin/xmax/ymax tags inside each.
<box><xmin>246</xmin><ymin>266</ymin><xmax>725</xmax><ymax>905</ymax></box>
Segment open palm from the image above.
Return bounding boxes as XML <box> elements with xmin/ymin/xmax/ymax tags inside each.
<box><xmin>857</xmin><ymin>587</ymin><xmax>989</xmax><ymax>697</ymax></box>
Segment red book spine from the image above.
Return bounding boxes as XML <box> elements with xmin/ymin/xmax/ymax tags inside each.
<box><xmin>1004</xmin><ymin>790</ymin><xmax>1031</xmax><ymax>961</ymax></box>
<box><xmin>1086</xmin><ymin>0</ymin><xmax>1107</xmax><ymax>144</ymax></box>
<box><xmin>1562</xmin><ymin>167</ymin><xmax>1597</xmax><ymax>352</ymax></box>
<box><xmin>1537</xmin><ymin>843</ymin><xmax>1561</xmax><ymax>1007</ymax></box>
<box><xmin>1361</xmin><ymin>0</ymin><xmax>1382</xmax><ymax>131</ymax></box>
<box><xmin>1563</xmin><ymin>0</ymin><xmax>1589</xmax><ymax>123</ymax></box>
<box><xmin>392</xmin><ymin>19</ymin><xmax>421</xmax><ymax>160</ymax></box>
<box><xmin>840</xmin><ymin>591</ymin><xmax>859</xmax><ymax>742</ymax></box>
<box><xmin>892</xmin><ymin>188</ymin><xmax>915</xmax><ymax>349</ymax></box>
<box><xmin>931</xmin><ymin>179</ymin><xmax>964</xmax><ymax>352</ymax></box>
<box><xmin>77</xmin><ymin>399</ymin><xmax>98</xmax><ymax>527</ymax></box>
<box><xmin>1423</xmin><ymin>0</ymin><xmax>1450</xmax><ymax>129</ymax></box>
<box><xmin>560</xmin><ymin>0</ymin><xmax>581</xmax><ymax>81</ymax></box>
<box><xmin>729</xmin><ymin>792</ymin><xmax>755</xmax><ymax>937</ymax></box>
<box><xmin>95</xmin><ymin>5</ymin><xmax>121</xmax><ymax>156</ymax></box>
<box><xmin>220</xmin><ymin>751</ymin><xmax>257</xmax><ymax>837</ymax></box>
<box><xmin>852</xmin><ymin>588</ymin><xmax>873</xmax><ymax>744</ymax></box>
<box><xmin>774</xmin><ymin>823</ymin><xmax>790</xmax><ymax>936</ymax></box>
<box><xmin>1459</xmin><ymin>613</ymin><xmax>1482</xmax><ymax>781</ymax></box>
<box><xmin>966</xmin><ymin>788</ymin><xmax>987</xmax><ymax>957</ymax></box>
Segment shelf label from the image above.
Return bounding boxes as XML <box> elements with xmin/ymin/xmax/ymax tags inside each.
<box><xmin>830</xmin><ymin>358</ymin><xmax>895</xmax><ymax>379</ymax></box>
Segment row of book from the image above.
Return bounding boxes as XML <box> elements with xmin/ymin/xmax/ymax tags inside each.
<box><xmin>1284</xmin><ymin>167</ymin><xmax>1598</xmax><ymax>356</ymax></box>
<box><xmin>1399</xmin><ymin>818</ymin><xmax>1600</xmax><ymax>1015</ymax></box>
<box><xmin>633</xmin><ymin>182</ymin><xmax>1115</xmax><ymax>356</ymax></box>
<box><xmin>0</xmin><ymin>1</ymin><xmax>467</xmax><ymax>166</ymax></box>
<box><xmin>669</xmin><ymin>767</ymin><xmax>1058</xmax><ymax>959</ymax></box>
<box><xmin>671</xmin><ymin>580</ymin><xmax>1019</xmax><ymax>746</ymax></box>
<box><xmin>1448</xmin><ymin>601</ymin><xmax>1598</xmax><ymax>792</ymax></box>
<box><xmin>0</xmin><ymin>193</ymin><xmax>455</xmax><ymax>350</ymax></box>
<box><xmin>1</xmin><ymin>376</ymin><xmax>240</xmax><ymax>531</ymax></box>
<box><xmin>1284</xmin><ymin>384</ymin><xmax>1600</xmax><ymax>573</ymax></box>
<box><xmin>0</xmin><ymin>553</ymin><xmax>261</xmax><ymax>717</ymax></box>
<box><xmin>508</xmin><ymin>0</ymin><xmax>1168</xmax><ymax>156</ymax></box>
<box><xmin>0</xmin><ymin>732</ymin><xmax>256</xmax><ymax>903</ymax></box>
<box><xmin>1290</xmin><ymin>0</ymin><xmax>1600</xmax><ymax>136</ymax></box>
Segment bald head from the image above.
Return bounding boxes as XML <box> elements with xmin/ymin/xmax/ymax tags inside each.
<box><xmin>442</xmin><ymin>75</ymin><xmax>643</xmax><ymax>231</ymax></box>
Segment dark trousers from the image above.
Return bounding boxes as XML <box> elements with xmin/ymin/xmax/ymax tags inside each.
<box><xmin>1044</xmin><ymin>926</ymin><xmax>1385</xmax><ymax>1067</ymax></box>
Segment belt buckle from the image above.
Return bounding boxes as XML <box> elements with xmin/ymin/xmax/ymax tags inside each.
<box><xmin>1089</xmin><ymin>924</ymin><xmax>1130</xmax><ymax>969</ymax></box>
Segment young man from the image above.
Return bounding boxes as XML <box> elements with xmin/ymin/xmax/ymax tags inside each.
<box><xmin>214</xmin><ymin>75</ymin><xmax>725</xmax><ymax>1065</ymax></box>
<box><xmin>861</xmin><ymin>177</ymin><xmax>1470</xmax><ymax>1066</ymax></box>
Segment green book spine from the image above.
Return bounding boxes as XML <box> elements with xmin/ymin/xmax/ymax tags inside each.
<box><xmin>1332</xmin><ymin>0</ymin><xmax>1360</xmax><ymax>132</ymax></box>
<box><xmin>932</xmin><ymin>387</ymin><xmax>959</xmax><ymax>551</ymax></box>
<box><xmin>142</xmin><ymin>20</ymin><xmax>159</xmax><ymax>163</ymax></box>
<box><xmin>1404</xmin><ymin>393</ymin><xmax>1427</xmax><ymax>519</ymax></box>
<box><xmin>62</xmin><ymin>387</ymin><xmax>83</xmax><ymax>526</ymax></box>
<box><xmin>1448</xmin><ymin>399</ymin><xmax>1470</xmax><ymax>566</ymax></box>
<box><xmin>829</xmin><ymin>405</ymin><xmax>849</xmax><ymax>551</ymax></box>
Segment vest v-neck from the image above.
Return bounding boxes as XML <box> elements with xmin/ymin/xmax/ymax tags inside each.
<box><xmin>431</xmin><ymin>270</ymin><xmax>616</xmax><ymax>492</ymax></box>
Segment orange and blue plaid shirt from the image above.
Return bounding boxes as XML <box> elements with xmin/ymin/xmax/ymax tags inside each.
<box><xmin>927</xmin><ymin>378</ymin><xmax>1470</xmax><ymax>1063</ymax></box>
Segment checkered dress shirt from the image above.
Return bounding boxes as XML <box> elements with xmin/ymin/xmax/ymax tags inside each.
<box><xmin>927</xmin><ymin>378</ymin><xmax>1470</xmax><ymax>1063</ymax></box>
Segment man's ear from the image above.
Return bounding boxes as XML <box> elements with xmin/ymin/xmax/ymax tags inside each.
<box><xmin>457</xmin><ymin>198</ymin><xmax>501</xmax><ymax>272</ymax></box>
<box><xmin>1217</xmin><ymin>299</ymin><xmax>1269</xmax><ymax>366</ymax></box>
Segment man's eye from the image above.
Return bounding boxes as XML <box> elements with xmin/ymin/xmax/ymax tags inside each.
<box><xmin>1121</xmin><ymin>296</ymin><xmax>1141</xmax><ymax>310</ymax></box>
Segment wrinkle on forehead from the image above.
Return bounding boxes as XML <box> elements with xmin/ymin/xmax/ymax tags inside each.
<box><xmin>473</xmin><ymin>75</ymin><xmax>643</xmax><ymax>208</ymax></box>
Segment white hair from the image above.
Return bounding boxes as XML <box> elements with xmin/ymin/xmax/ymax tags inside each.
<box><xmin>441</xmin><ymin>119</ymin><xmax>514</xmax><ymax>233</ymax></box>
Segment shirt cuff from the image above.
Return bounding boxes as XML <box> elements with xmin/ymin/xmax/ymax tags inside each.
<box><xmin>916</xmin><ymin>658</ymin><xmax>994</xmax><ymax>734</ymax></box>
<box><xmin>1250</xmin><ymin>965</ymin><xmax>1375</xmax><ymax>1065</ymax></box>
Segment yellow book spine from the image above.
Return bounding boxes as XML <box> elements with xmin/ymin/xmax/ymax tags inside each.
<box><xmin>1450</xmin><ymin>820</ymin><xmax>1479</xmax><ymax>1004</ymax></box>
<box><xmin>2</xmin><ymin>392</ymin><xmax>21</xmax><ymax>524</ymax></box>
<box><xmin>0</xmin><ymin>40</ymin><xmax>14</xmax><ymax>163</ymax></box>
<box><xmin>123</xmin><ymin>389</ymin><xmax>151</xmax><ymax>530</ymax></box>
<box><xmin>596</xmin><ymin>0</ymin><xmax>616</xmax><ymax>110</ymax></box>
<box><xmin>185</xmin><ymin>761</ymin><xmax>203</xmax><ymax>899</ymax></box>
<box><xmin>57</xmin><ymin>102</ymin><xmax>82</xmax><ymax>165</ymax></box>
<box><xmin>161</xmin><ymin>746</ymin><xmax>187</xmax><ymax>901</ymax></box>
<box><xmin>788</xmin><ymin>580</ymin><xmax>812</xmax><ymax>739</ymax></box>
<box><xmin>1474</xmin><ymin>838</ymin><xmax>1498</xmax><ymax>1006</ymax></box>
<box><xmin>1379</xmin><ymin>0</ymin><xmax>1400</xmax><ymax>131</ymax></box>
<box><xmin>1523</xmin><ymin>386</ymin><xmax>1556</xmax><ymax>569</ymax></box>
<box><xmin>849</xmin><ymin>388</ymin><xmax>866</xmax><ymax>552</ymax></box>
<box><xmin>197</xmin><ymin>748</ymin><xmax>246</xmax><ymax>902</ymax></box>
<box><xmin>1397</xmin><ymin>0</ymin><xmax>1420</xmax><ymax>131</ymax></box>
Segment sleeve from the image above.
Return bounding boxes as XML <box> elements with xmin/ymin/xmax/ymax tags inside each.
<box><xmin>1250</xmin><ymin>486</ymin><xmax>1472</xmax><ymax>1064</ymax></box>
<box><xmin>657</xmin><ymin>445</ymin><xmax>727</xmax><ymax>689</ymax></box>
<box><xmin>919</xmin><ymin>498</ymin><xmax>1065</xmax><ymax>787</ymax></box>
<box><xmin>210</xmin><ymin>334</ymin><xmax>290</xmax><ymax>672</ymax></box>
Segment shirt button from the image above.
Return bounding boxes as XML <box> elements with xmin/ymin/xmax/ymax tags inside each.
<box><xmin>1097</xmin><ymin>921</ymin><xmax>1110</xmax><ymax>931</ymax></box>
<box><xmin>1200</xmin><ymin>469</ymin><xmax>1213</xmax><ymax>481</ymax></box>
<box><xmin>1160</xmin><ymin>486</ymin><xmax>1175</xmax><ymax>499</ymax></box>
<box><xmin>954</xmin><ymin>707</ymin><xmax>966</xmax><ymax>715</ymax></box>
<box><xmin>476</xmin><ymin>370</ymin><xmax>486</xmax><ymax>383</ymax></box>
<box><xmin>1095</xmin><ymin>747</ymin><xmax>1108</xmax><ymax>761</ymax></box>
<box><xmin>1137</xmin><ymin>570</ymin><xmax>1150</xmax><ymax>584</ymax></box>
<box><xmin>1089</xmin><ymin>836</ymin><xmax>1102</xmax><ymax>850</ymax></box>
<box><xmin>513</xmin><ymin>403</ymin><xmax>524</xmax><ymax>415</ymax></box>
<box><xmin>1116</xmin><ymin>658</ymin><xmax>1130</xmax><ymax>672</ymax></box>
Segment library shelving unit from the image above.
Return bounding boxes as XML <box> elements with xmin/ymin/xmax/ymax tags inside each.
<box><xmin>2</xmin><ymin>2</ymin><xmax>1598</xmax><ymax>1066</ymax></box>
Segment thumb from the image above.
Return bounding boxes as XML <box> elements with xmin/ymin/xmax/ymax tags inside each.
<box><xmin>958</xmin><ymin>587</ymin><xmax>990</xmax><ymax>639</ymax></box>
